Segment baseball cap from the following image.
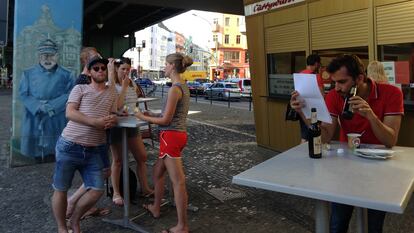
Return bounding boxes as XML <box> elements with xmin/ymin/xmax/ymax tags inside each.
<box><xmin>87</xmin><ymin>55</ymin><xmax>108</xmax><ymax>70</ymax></box>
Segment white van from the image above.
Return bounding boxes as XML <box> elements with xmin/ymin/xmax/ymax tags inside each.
<box><xmin>236</xmin><ymin>79</ymin><xmax>252</xmax><ymax>97</ymax></box>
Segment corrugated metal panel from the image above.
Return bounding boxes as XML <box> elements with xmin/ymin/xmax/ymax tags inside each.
<box><xmin>311</xmin><ymin>9</ymin><xmax>368</xmax><ymax>50</ymax></box>
<box><xmin>377</xmin><ymin>1</ymin><xmax>414</xmax><ymax>45</ymax></box>
<box><xmin>265</xmin><ymin>21</ymin><xmax>306</xmax><ymax>53</ymax></box>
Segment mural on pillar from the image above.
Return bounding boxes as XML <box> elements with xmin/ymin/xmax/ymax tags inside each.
<box><xmin>11</xmin><ymin>0</ymin><xmax>82</xmax><ymax>165</ymax></box>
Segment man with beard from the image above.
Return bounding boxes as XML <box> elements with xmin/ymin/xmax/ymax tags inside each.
<box><xmin>290</xmin><ymin>54</ymin><xmax>404</xmax><ymax>233</ymax></box>
<box><xmin>19</xmin><ymin>38</ymin><xmax>75</xmax><ymax>161</ymax></box>
<box><xmin>51</xmin><ymin>55</ymin><xmax>117</xmax><ymax>233</ymax></box>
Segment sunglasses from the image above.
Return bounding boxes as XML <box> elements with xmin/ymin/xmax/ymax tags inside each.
<box><xmin>92</xmin><ymin>66</ymin><xmax>107</xmax><ymax>72</ymax></box>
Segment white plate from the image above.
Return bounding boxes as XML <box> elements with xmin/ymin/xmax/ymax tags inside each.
<box><xmin>354</xmin><ymin>148</ymin><xmax>395</xmax><ymax>156</ymax></box>
<box><xmin>354</xmin><ymin>148</ymin><xmax>395</xmax><ymax>160</ymax></box>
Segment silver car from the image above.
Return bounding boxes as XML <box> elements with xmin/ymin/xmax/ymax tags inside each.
<box><xmin>204</xmin><ymin>82</ymin><xmax>241</xmax><ymax>100</ymax></box>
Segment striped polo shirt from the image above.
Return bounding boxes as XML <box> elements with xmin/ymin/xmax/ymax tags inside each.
<box><xmin>62</xmin><ymin>84</ymin><xmax>117</xmax><ymax>146</ymax></box>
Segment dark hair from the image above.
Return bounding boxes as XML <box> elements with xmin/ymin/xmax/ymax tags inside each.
<box><xmin>306</xmin><ymin>54</ymin><xmax>321</xmax><ymax>66</ymax></box>
<box><xmin>166</xmin><ymin>53</ymin><xmax>193</xmax><ymax>73</ymax></box>
<box><xmin>326</xmin><ymin>54</ymin><xmax>365</xmax><ymax>80</ymax></box>
<box><xmin>115</xmin><ymin>57</ymin><xmax>132</xmax><ymax>66</ymax></box>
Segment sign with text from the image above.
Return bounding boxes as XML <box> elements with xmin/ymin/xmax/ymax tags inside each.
<box><xmin>269</xmin><ymin>74</ymin><xmax>294</xmax><ymax>95</ymax></box>
<box><xmin>245</xmin><ymin>0</ymin><xmax>305</xmax><ymax>16</ymax></box>
<box><xmin>382</xmin><ymin>62</ymin><xmax>396</xmax><ymax>84</ymax></box>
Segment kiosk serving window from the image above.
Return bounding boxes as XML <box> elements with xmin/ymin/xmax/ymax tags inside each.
<box><xmin>267</xmin><ymin>51</ymin><xmax>305</xmax><ymax>98</ymax></box>
<box><xmin>378</xmin><ymin>43</ymin><xmax>414</xmax><ymax>102</ymax></box>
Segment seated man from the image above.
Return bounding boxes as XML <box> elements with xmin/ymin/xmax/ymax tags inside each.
<box><xmin>290</xmin><ymin>54</ymin><xmax>404</xmax><ymax>233</ymax></box>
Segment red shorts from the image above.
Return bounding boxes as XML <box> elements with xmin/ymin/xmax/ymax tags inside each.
<box><xmin>159</xmin><ymin>130</ymin><xmax>187</xmax><ymax>159</ymax></box>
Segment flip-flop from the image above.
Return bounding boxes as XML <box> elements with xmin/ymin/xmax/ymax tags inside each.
<box><xmin>140</xmin><ymin>191</ymin><xmax>154</xmax><ymax>198</ymax></box>
<box><xmin>161</xmin><ymin>229</ymin><xmax>174</xmax><ymax>233</ymax></box>
<box><xmin>81</xmin><ymin>207</ymin><xmax>111</xmax><ymax>220</ymax></box>
<box><xmin>142</xmin><ymin>203</ymin><xmax>160</xmax><ymax>219</ymax></box>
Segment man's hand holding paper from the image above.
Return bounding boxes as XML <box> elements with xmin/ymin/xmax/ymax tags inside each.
<box><xmin>292</xmin><ymin>73</ymin><xmax>332</xmax><ymax>124</ymax></box>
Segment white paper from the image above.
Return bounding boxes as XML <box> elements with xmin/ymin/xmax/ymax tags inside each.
<box><xmin>293</xmin><ymin>73</ymin><xmax>332</xmax><ymax>124</ymax></box>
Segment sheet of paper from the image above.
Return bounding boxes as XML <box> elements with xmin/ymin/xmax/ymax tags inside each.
<box><xmin>293</xmin><ymin>73</ymin><xmax>332</xmax><ymax>124</ymax></box>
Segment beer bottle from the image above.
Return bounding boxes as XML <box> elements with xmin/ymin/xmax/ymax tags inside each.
<box><xmin>308</xmin><ymin>108</ymin><xmax>322</xmax><ymax>159</ymax></box>
<box><xmin>342</xmin><ymin>86</ymin><xmax>357</xmax><ymax>120</ymax></box>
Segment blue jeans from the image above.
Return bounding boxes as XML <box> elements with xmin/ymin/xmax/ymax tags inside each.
<box><xmin>330</xmin><ymin>203</ymin><xmax>386</xmax><ymax>233</ymax></box>
<box><xmin>52</xmin><ymin>136</ymin><xmax>107</xmax><ymax>191</ymax></box>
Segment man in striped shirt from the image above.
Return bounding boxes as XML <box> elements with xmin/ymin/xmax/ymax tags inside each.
<box><xmin>51</xmin><ymin>55</ymin><xmax>117</xmax><ymax>233</ymax></box>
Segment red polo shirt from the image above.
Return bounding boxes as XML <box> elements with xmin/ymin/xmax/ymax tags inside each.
<box><xmin>300</xmin><ymin>69</ymin><xmax>324</xmax><ymax>90</ymax></box>
<box><xmin>325</xmin><ymin>78</ymin><xmax>404</xmax><ymax>145</ymax></box>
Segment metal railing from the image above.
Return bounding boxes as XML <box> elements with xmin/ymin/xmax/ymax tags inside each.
<box><xmin>152</xmin><ymin>84</ymin><xmax>253</xmax><ymax>111</ymax></box>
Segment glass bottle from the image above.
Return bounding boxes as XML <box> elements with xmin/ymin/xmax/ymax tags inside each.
<box><xmin>308</xmin><ymin>108</ymin><xmax>322</xmax><ymax>159</ymax></box>
<box><xmin>342</xmin><ymin>86</ymin><xmax>357</xmax><ymax>120</ymax></box>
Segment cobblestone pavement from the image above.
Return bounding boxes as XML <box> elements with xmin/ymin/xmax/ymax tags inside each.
<box><xmin>1</xmin><ymin>88</ymin><xmax>414</xmax><ymax>233</ymax></box>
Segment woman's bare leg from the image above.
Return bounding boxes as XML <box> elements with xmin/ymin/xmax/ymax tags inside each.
<box><xmin>128</xmin><ymin>136</ymin><xmax>153</xmax><ymax>194</ymax></box>
<box><xmin>164</xmin><ymin>157</ymin><xmax>189</xmax><ymax>233</ymax></box>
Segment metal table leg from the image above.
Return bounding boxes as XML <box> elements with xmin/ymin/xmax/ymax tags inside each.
<box><xmin>315</xmin><ymin>200</ymin><xmax>329</xmax><ymax>233</ymax></box>
<box><xmin>356</xmin><ymin>207</ymin><xmax>368</xmax><ymax>233</ymax></box>
<box><xmin>103</xmin><ymin>127</ymin><xmax>149</xmax><ymax>233</ymax></box>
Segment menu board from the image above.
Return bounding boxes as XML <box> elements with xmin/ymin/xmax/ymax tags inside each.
<box><xmin>269</xmin><ymin>74</ymin><xmax>294</xmax><ymax>96</ymax></box>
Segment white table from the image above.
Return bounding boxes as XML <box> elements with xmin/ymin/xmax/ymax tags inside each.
<box><xmin>103</xmin><ymin>116</ymin><xmax>149</xmax><ymax>233</ymax></box>
<box><xmin>232</xmin><ymin>142</ymin><xmax>414</xmax><ymax>233</ymax></box>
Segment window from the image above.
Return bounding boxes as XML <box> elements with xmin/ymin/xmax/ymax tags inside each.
<box><xmin>224</xmin><ymin>51</ymin><xmax>240</xmax><ymax>62</ymax></box>
<box><xmin>378</xmin><ymin>43</ymin><xmax>414</xmax><ymax>102</ymax></box>
<box><xmin>236</xmin><ymin>35</ymin><xmax>241</xmax><ymax>44</ymax></box>
<box><xmin>237</xmin><ymin>18</ymin><xmax>240</xmax><ymax>26</ymax></box>
<box><xmin>267</xmin><ymin>51</ymin><xmax>306</xmax><ymax>97</ymax></box>
<box><xmin>245</xmin><ymin>51</ymin><xmax>249</xmax><ymax>63</ymax></box>
<box><xmin>225</xmin><ymin>35</ymin><xmax>229</xmax><ymax>44</ymax></box>
<box><xmin>225</xmin><ymin>17</ymin><xmax>230</xmax><ymax>26</ymax></box>
<box><xmin>213</xmin><ymin>18</ymin><xmax>218</xmax><ymax>24</ymax></box>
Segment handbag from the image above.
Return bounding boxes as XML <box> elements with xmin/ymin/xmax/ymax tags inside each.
<box><xmin>285</xmin><ymin>103</ymin><xmax>299</xmax><ymax>121</ymax></box>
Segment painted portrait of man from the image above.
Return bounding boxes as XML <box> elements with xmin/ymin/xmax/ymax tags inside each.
<box><xmin>18</xmin><ymin>38</ymin><xmax>75</xmax><ymax>161</ymax></box>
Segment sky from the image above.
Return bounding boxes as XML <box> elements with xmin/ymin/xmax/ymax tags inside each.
<box><xmin>162</xmin><ymin>10</ymin><xmax>218</xmax><ymax>50</ymax></box>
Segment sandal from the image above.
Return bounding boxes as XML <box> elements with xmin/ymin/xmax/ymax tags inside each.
<box><xmin>112</xmin><ymin>194</ymin><xmax>124</xmax><ymax>206</ymax></box>
<box><xmin>140</xmin><ymin>190</ymin><xmax>154</xmax><ymax>198</ymax></box>
<box><xmin>81</xmin><ymin>207</ymin><xmax>111</xmax><ymax>220</ymax></box>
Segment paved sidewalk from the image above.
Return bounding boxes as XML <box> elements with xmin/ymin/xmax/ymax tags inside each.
<box><xmin>1</xmin><ymin>88</ymin><xmax>414</xmax><ymax>233</ymax></box>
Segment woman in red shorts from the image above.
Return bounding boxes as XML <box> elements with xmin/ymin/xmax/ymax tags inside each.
<box><xmin>135</xmin><ymin>52</ymin><xmax>193</xmax><ymax>233</ymax></box>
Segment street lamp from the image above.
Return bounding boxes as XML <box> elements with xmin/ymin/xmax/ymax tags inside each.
<box><xmin>136</xmin><ymin>40</ymin><xmax>145</xmax><ymax>78</ymax></box>
<box><xmin>192</xmin><ymin>13</ymin><xmax>219</xmax><ymax>79</ymax></box>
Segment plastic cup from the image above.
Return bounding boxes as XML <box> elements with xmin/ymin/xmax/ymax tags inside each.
<box><xmin>347</xmin><ymin>133</ymin><xmax>361</xmax><ymax>150</ymax></box>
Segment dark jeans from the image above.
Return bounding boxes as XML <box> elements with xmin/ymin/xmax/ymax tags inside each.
<box><xmin>330</xmin><ymin>203</ymin><xmax>386</xmax><ymax>233</ymax></box>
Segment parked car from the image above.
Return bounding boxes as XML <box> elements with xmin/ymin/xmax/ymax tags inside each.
<box><xmin>201</xmin><ymin>82</ymin><xmax>214</xmax><ymax>91</ymax></box>
<box><xmin>204</xmin><ymin>82</ymin><xmax>241</xmax><ymax>100</ymax></box>
<box><xmin>194</xmin><ymin>78</ymin><xmax>209</xmax><ymax>84</ymax></box>
<box><xmin>153</xmin><ymin>77</ymin><xmax>171</xmax><ymax>85</ymax></box>
<box><xmin>228</xmin><ymin>78</ymin><xmax>252</xmax><ymax>97</ymax></box>
<box><xmin>135</xmin><ymin>78</ymin><xmax>154</xmax><ymax>88</ymax></box>
<box><xmin>186</xmin><ymin>81</ymin><xmax>204</xmax><ymax>95</ymax></box>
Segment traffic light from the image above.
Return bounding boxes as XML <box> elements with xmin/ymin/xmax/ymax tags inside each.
<box><xmin>189</xmin><ymin>45</ymin><xmax>193</xmax><ymax>53</ymax></box>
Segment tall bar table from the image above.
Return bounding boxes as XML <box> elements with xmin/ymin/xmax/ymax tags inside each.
<box><xmin>103</xmin><ymin>116</ymin><xmax>149</xmax><ymax>233</ymax></box>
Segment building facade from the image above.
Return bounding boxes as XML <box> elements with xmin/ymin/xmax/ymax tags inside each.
<box><xmin>210</xmin><ymin>13</ymin><xmax>250</xmax><ymax>80</ymax></box>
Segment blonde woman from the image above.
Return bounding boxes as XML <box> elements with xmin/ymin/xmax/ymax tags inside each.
<box><xmin>108</xmin><ymin>57</ymin><xmax>153</xmax><ymax>206</ymax></box>
<box><xmin>135</xmin><ymin>53</ymin><xmax>193</xmax><ymax>233</ymax></box>
<box><xmin>367</xmin><ymin>60</ymin><xmax>388</xmax><ymax>83</ymax></box>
